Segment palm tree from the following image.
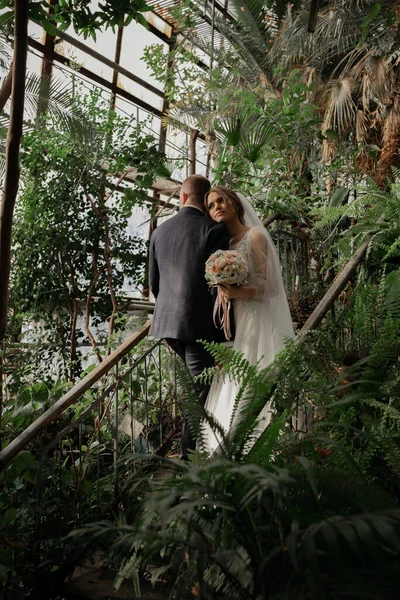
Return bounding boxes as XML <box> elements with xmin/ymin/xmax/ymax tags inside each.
<box><xmin>181</xmin><ymin>0</ymin><xmax>400</xmax><ymax>189</ymax></box>
<box><xmin>267</xmin><ymin>0</ymin><xmax>400</xmax><ymax>187</ymax></box>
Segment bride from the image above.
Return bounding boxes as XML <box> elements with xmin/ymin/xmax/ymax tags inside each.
<box><xmin>201</xmin><ymin>186</ymin><xmax>294</xmax><ymax>453</ymax></box>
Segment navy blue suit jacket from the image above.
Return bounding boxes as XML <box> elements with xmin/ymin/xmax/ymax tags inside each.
<box><xmin>149</xmin><ymin>206</ymin><xmax>230</xmax><ymax>343</ymax></box>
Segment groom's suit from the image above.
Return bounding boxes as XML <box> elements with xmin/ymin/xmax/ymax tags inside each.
<box><xmin>149</xmin><ymin>205</ymin><xmax>230</xmax><ymax>458</ymax></box>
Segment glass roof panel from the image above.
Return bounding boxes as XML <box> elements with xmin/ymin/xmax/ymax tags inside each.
<box><xmin>166</xmin><ymin>126</ymin><xmax>189</xmax><ymax>182</ymax></box>
<box><xmin>51</xmin><ymin>59</ymin><xmax>112</xmax><ymax>103</ymax></box>
<box><xmin>26</xmin><ymin>48</ymin><xmax>43</xmax><ymax>78</ymax></box>
<box><xmin>195</xmin><ymin>139</ymin><xmax>208</xmax><ymax>177</ymax></box>
<box><xmin>28</xmin><ymin>19</ymin><xmax>46</xmax><ymax>43</ymax></box>
<box><xmin>55</xmin><ymin>35</ymin><xmax>115</xmax><ymax>82</ymax></box>
<box><xmin>114</xmin><ymin>97</ymin><xmax>161</xmax><ymax>139</ymax></box>
<box><xmin>119</xmin><ymin>20</ymin><xmax>168</xmax><ymax>90</ymax></box>
<box><xmin>116</xmin><ymin>75</ymin><xmax>164</xmax><ymax>112</ymax></box>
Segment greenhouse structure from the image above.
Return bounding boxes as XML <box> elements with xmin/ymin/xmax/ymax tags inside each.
<box><xmin>1</xmin><ymin>1</ymin><xmax>400</xmax><ymax>598</ymax></box>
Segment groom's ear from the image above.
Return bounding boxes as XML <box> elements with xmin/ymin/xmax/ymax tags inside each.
<box><xmin>181</xmin><ymin>191</ymin><xmax>188</xmax><ymax>205</ymax></box>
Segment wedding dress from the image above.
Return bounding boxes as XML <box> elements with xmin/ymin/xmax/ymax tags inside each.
<box><xmin>202</xmin><ymin>195</ymin><xmax>294</xmax><ymax>453</ymax></box>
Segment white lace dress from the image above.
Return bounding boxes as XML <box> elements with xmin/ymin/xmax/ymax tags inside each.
<box><xmin>202</xmin><ymin>227</ymin><xmax>281</xmax><ymax>453</ymax></box>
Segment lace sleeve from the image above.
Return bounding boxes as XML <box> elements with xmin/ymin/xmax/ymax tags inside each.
<box><xmin>249</xmin><ymin>228</ymin><xmax>268</xmax><ymax>300</ymax></box>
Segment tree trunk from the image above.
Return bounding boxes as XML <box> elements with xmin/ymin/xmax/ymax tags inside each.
<box><xmin>0</xmin><ymin>2</ymin><xmax>29</xmax><ymax>345</ymax></box>
<box><xmin>205</xmin><ymin>129</ymin><xmax>220</xmax><ymax>175</ymax></box>
<box><xmin>375</xmin><ymin>94</ymin><xmax>400</xmax><ymax>190</ymax></box>
<box><xmin>308</xmin><ymin>0</ymin><xmax>320</xmax><ymax>33</ymax></box>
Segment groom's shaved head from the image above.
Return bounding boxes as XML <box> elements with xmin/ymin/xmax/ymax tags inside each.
<box><xmin>180</xmin><ymin>175</ymin><xmax>211</xmax><ymax>207</ymax></box>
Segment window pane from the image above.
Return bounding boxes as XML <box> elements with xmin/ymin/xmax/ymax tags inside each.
<box><xmin>55</xmin><ymin>32</ymin><xmax>116</xmax><ymax>82</ymax></box>
<box><xmin>119</xmin><ymin>21</ymin><xmax>168</xmax><ymax>90</ymax></box>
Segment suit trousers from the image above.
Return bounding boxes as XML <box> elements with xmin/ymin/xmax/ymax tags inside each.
<box><xmin>165</xmin><ymin>338</ymin><xmax>214</xmax><ymax>459</ymax></box>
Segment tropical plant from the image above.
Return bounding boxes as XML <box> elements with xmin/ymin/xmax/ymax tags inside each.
<box><xmin>0</xmin><ymin>335</ymin><xmax>182</xmax><ymax>598</ymax></box>
<box><xmin>9</xmin><ymin>87</ymin><xmax>167</xmax><ymax>377</ymax></box>
<box><xmin>69</xmin><ymin>333</ymin><xmax>400</xmax><ymax>599</ymax></box>
<box><xmin>311</xmin><ymin>172</ymin><xmax>400</xmax><ymax>271</ymax></box>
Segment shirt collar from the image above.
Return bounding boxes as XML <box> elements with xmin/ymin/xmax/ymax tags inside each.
<box><xmin>180</xmin><ymin>205</ymin><xmax>204</xmax><ymax>214</ymax></box>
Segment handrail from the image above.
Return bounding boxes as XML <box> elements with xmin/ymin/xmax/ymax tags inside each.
<box><xmin>0</xmin><ymin>319</ymin><xmax>152</xmax><ymax>469</ymax></box>
<box><xmin>298</xmin><ymin>237</ymin><xmax>371</xmax><ymax>333</ymax></box>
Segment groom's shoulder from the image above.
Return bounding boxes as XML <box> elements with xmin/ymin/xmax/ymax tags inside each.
<box><xmin>204</xmin><ymin>216</ymin><xmax>225</xmax><ymax>232</ymax></box>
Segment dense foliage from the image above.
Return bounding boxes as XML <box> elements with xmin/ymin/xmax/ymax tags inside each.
<box><xmin>0</xmin><ymin>0</ymin><xmax>152</xmax><ymax>38</ymax></box>
<box><xmin>2</xmin><ymin>0</ymin><xmax>400</xmax><ymax>598</ymax></box>
<box><xmin>9</xmin><ymin>88</ymin><xmax>166</xmax><ymax>378</ymax></box>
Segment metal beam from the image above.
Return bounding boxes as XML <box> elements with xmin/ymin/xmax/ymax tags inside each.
<box><xmin>28</xmin><ymin>37</ymin><xmax>163</xmax><ymax>117</ymax></box>
<box><xmin>49</xmin><ymin>27</ymin><xmax>164</xmax><ymax>98</ymax></box>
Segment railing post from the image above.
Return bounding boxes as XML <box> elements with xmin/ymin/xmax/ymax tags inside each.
<box><xmin>129</xmin><ymin>372</ymin><xmax>134</xmax><ymax>453</ymax></box>
<box><xmin>78</xmin><ymin>422</ymin><xmax>83</xmax><ymax>521</ymax></box>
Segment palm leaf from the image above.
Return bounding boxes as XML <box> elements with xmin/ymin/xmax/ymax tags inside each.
<box><xmin>24</xmin><ymin>74</ymin><xmax>95</xmax><ymax>143</ymax></box>
<box><xmin>323</xmin><ymin>77</ymin><xmax>356</xmax><ymax>133</ymax></box>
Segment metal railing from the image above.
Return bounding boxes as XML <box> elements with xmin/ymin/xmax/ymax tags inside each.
<box><xmin>273</xmin><ymin>220</ymin><xmax>310</xmax><ymax>295</ymax></box>
<box><xmin>0</xmin><ymin>320</ymin><xmax>184</xmax><ymax>469</ymax></box>
<box><xmin>30</xmin><ymin>336</ymin><xmax>182</xmax><ymax>526</ymax></box>
<box><xmin>0</xmin><ymin>336</ymin><xmax>184</xmax><ymax>561</ymax></box>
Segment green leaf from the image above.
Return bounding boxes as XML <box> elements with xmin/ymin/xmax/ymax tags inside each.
<box><xmin>226</xmin><ymin>128</ymin><xmax>241</xmax><ymax>146</ymax></box>
<box><xmin>135</xmin><ymin>13</ymin><xmax>149</xmax><ymax>30</ymax></box>
<box><xmin>4</xmin><ymin>508</ymin><xmax>17</xmax><ymax>524</ymax></box>
<box><xmin>324</xmin><ymin>129</ymin><xmax>339</xmax><ymax>141</ymax></box>
<box><xmin>21</xmin><ymin>469</ymin><xmax>37</xmax><ymax>485</ymax></box>
<box><xmin>0</xmin><ymin>11</ymin><xmax>13</xmax><ymax>24</ymax></box>
<box><xmin>295</xmin><ymin>455</ymin><xmax>318</xmax><ymax>499</ymax></box>
<box><xmin>358</xmin><ymin>3</ymin><xmax>382</xmax><ymax>48</ymax></box>
<box><xmin>150</xmin><ymin>565</ymin><xmax>169</xmax><ymax>585</ymax></box>
<box><xmin>155</xmin><ymin>164</ymin><xmax>172</xmax><ymax>178</ymax></box>
<box><xmin>131</xmin><ymin>380</ymin><xmax>141</xmax><ymax>395</ymax></box>
<box><xmin>82</xmin><ymin>480</ymin><xmax>93</xmax><ymax>493</ymax></box>
<box><xmin>0</xmin><ymin>564</ymin><xmax>8</xmax><ymax>585</ymax></box>
<box><xmin>42</xmin><ymin>19</ymin><xmax>57</xmax><ymax>37</ymax></box>
<box><xmin>13</xmin><ymin>452</ymin><xmax>37</xmax><ymax>474</ymax></box>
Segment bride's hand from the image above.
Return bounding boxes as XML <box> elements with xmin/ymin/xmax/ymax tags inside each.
<box><xmin>218</xmin><ymin>284</ymin><xmax>257</xmax><ymax>300</ymax></box>
<box><xmin>218</xmin><ymin>284</ymin><xmax>239</xmax><ymax>300</ymax></box>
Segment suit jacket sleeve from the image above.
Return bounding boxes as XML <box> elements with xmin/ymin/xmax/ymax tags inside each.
<box><xmin>149</xmin><ymin>235</ymin><xmax>159</xmax><ymax>298</ymax></box>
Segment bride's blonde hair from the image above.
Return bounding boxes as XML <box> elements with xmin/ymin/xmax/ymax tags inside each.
<box><xmin>204</xmin><ymin>186</ymin><xmax>246</xmax><ymax>225</ymax></box>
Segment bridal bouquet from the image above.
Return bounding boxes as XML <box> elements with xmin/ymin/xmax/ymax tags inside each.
<box><xmin>205</xmin><ymin>250</ymin><xmax>248</xmax><ymax>340</ymax></box>
<box><xmin>205</xmin><ymin>249</ymin><xmax>248</xmax><ymax>287</ymax></box>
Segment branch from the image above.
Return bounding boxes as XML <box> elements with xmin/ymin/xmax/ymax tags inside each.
<box><xmin>0</xmin><ymin>65</ymin><xmax>12</xmax><ymax>112</ymax></box>
<box><xmin>85</xmin><ymin>190</ymin><xmax>118</xmax><ymax>344</ymax></box>
<box><xmin>190</xmin><ymin>128</ymin><xmax>199</xmax><ymax>175</ymax></box>
<box><xmin>64</xmin><ymin>251</ymin><xmax>80</xmax><ymax>379</ymax></box>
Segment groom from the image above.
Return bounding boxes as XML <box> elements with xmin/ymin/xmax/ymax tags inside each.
<box><xmin>149</xmin><ymin>174</ymin><xmax>230</xmax><ymax>459</ymax></box>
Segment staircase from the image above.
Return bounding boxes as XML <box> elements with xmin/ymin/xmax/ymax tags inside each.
<box><xmin>0</xmin><ymin>234</ymin><xmax>371</xmax><ymax>598</ymax></box>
